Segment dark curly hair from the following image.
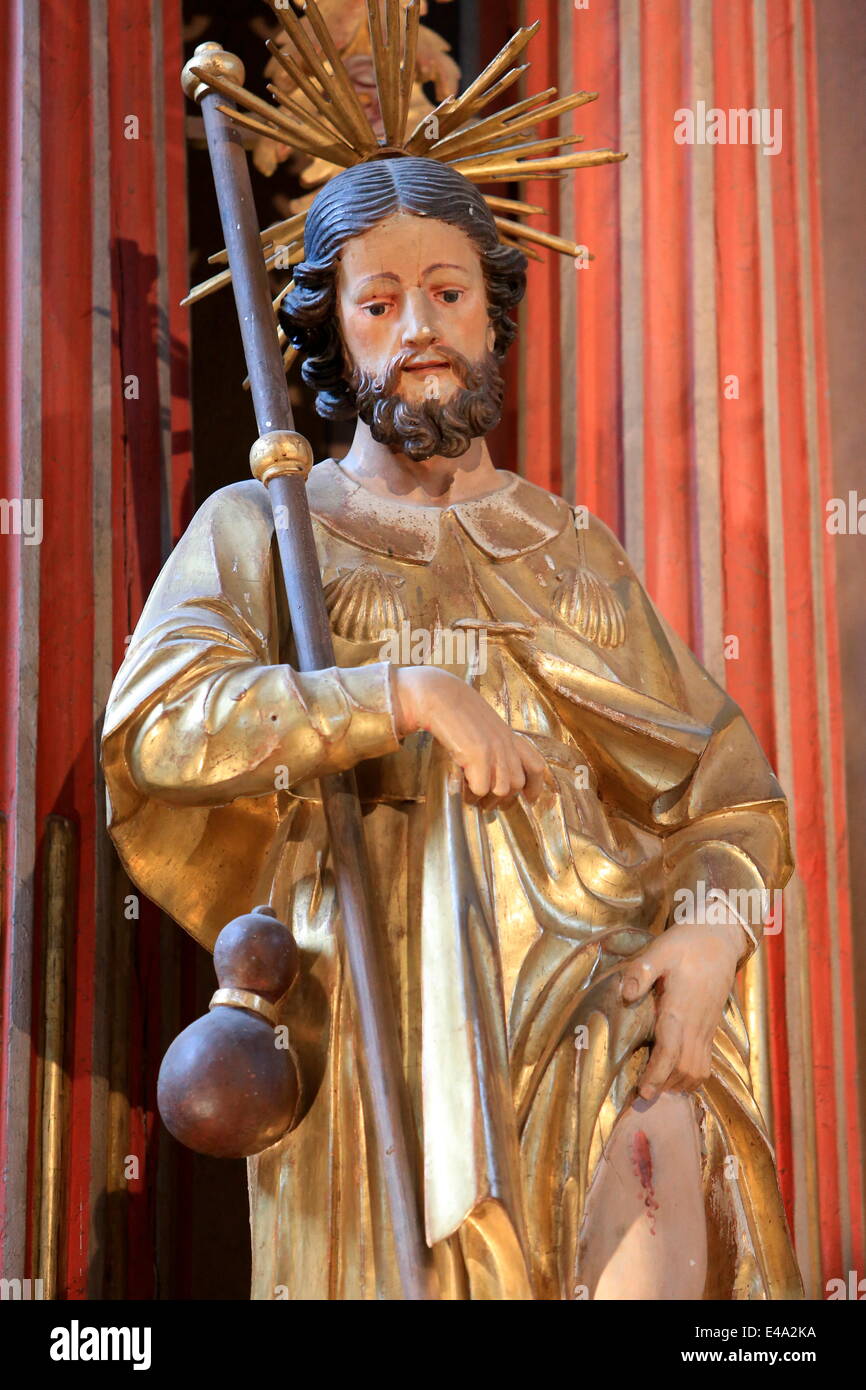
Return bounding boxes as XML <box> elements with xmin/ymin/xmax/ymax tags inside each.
<box><xmin>278</xmin><ymin>155</ymin><xmax>528</xmax><ymax>420</ymax></box>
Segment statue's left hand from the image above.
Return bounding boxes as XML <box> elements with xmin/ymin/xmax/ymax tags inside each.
<box><xmin>619</xmin><ymin>920</ymin><xmax>748</xmax><ymax>1100</ymax></box>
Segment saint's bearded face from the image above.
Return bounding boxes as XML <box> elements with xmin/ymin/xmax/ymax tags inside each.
<box><xmin>335</xmin><ymin>212</ymin><xmax>505</xmax><ymax>462</ymax></box>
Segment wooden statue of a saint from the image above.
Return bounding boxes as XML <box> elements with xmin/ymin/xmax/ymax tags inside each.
<box><xmin>101</xmin><ymin>10</ymin><xmax>803</xmax><ymax>1303</ymax></box>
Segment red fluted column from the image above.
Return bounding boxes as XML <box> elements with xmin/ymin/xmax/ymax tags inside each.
<box><xmin>640</xmin><ymin>0</ymin><xmax>695</xmax><ymax>643</ymax></box>
<box><xmin>572</xmin><ymin>0</ymin><xmax>623</xmax><ymax>533</ymax></box>
<box><xmin>0</xmin><ymin>0</ymin><xmax>191</xmax><ymax>1298</ymax></box>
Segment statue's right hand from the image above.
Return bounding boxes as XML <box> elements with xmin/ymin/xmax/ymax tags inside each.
<box><xmin>392</xmin><ymin>665</ymin><xmax>547</xmax><ymax>810</ymax></box>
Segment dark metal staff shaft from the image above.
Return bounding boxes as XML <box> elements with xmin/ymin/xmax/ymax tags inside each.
<box><xmin>183</xmin><ymin>43</ymin><xmax>436</xmax><ymax>1302</ymax></box>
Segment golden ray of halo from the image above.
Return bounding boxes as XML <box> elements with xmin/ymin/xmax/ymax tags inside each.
<box><xmin>208</xmin><ymin>212</ymin><xmax>307</xmax><ymax>267</ymax></box>
<box><xmin>398</xmin><ymin>0</ymin><xmax>421</xmax><ymax>143</ymax></box>
<box><xmin>449</xmin><ymin>133</ymin><xmax>586</xmax><ymax>171</ymax></box>
<box><xmin>299</xmin><ymin>0</ymin><xmax>382</xmax><ymax>151</ymax></box>
<box><xmin>183</xmin><ymin>243</ymin><xmax>303</xmax><ymax>308</ymax></box>
<box><xmin>365</xmin><ymin>0</ymin><xmax>395</xmax><ymax>145</ymax></box>
<box><xmin>406</xmin><ymin>21</ymin><xmax>541</xmax><ymax>150</ymax></box>
<box><xmin>403</xmin><ymin>60</ymin><xmax>532</xmax><ymax>155</ymax></box>
<box><xmin>498</xmin><ymin>234</ymin><xmax>543</xmax><ymax>262</ymax></box>
<box><xmin>427</xmin><ymin>91</ymin><xmax>597</xmax><ymax>163</ymax></box>
<box><xmin>271</xmin><ymin>0</ymin><xmax>378</xmax><ymax>152</ymax></box>
<box><xmin>265</xmin><ymin>39</ymin><xmax>349</xmax><ymax>143</ymax></box>
<box><xmin>211</xmin><ymin>101</ymin><xmax>356</xmax><ymax>168</ymax></box>
<box><xmin>461</xmin><ymin>63</ymin><xmax>530</xmax><ymax>114</ymax></box>
<box><xmin>422</xmin><ymin>85</ymin><xmax>559</xmax><ymax>161</ymax></box>
<box><xmin>384</xmin><ymin>0</ymin><xmax>403</xmax><ymax>145</ymax></box>
<box><xmin>481</xmin><ymin>195</ymin><xmax>547</xmax><ymax>216</ymax></box>
<box><xmin>267</xmin><ymin>83</ymin><xmax>356</xmax><ymax>151</ymax></box>
<box><xmin>493</xmin><ymin>216</ymin><xmax>585</xmax><ymax>259</ymax></box>
<box><xmin>403</xmin><ymin>42</ymin><xmax>540</xmax><ymax>155</ymax></box>
<box><xmin>188</xmin><ymin>66</ymin><xmax>353</xmax><ymax>166</ymax></box>
<box><xmin>454</xmin><ymin>149</ymin><xmax>627</xmax><ymax>182</ymax></box>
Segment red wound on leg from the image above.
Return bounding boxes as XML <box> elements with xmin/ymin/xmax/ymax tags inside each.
<box><xmin>630</xmin><ymin>1129</ymin><xmax>660</xmax><ymax>1234</ymax></box>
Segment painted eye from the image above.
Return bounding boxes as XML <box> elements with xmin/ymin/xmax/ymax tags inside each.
<box><xmin>365</xmin><ymin>303</ymin><xmax>388</xmax><ymax>317</ymax></box>
<box><xmin>440</xmin><ymin>289</ymin><xmax>462</xmax><ymax>303</ymax></box>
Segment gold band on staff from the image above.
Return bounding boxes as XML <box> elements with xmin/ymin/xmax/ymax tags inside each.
<box><xmin>250</xmin><ymin>430</ymin><xmax>314</xmax><ymax>485</ymax></box>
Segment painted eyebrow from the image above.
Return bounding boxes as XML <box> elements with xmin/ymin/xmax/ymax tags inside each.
<box><xmin>353</xmin><ymin>263</ymin><xmax>471</xmax><ymax>294</ymax></box>
<box><xmin>354</xmin><ymin>271</ymin><xmax>400</xmax><ymax>293</ymax></box>
<box><xmin>422</xmin><ymin>262</ymin><xmax>470</xmax><ymax>277</ymax></box>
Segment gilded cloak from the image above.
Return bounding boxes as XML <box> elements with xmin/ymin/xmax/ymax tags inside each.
<box><xmin>102</xmin><ymin>459</ymin><xmax>803</xmax><ymax>1300</ymax></box>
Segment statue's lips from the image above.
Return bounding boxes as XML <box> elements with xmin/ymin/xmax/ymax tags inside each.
<box><xmin>401</xmin><ymin>360</ymin><xmax>451</xmax><ymax>373</ymax></box>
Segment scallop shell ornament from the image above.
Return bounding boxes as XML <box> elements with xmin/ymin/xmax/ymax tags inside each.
<box><xmin>553</xmin><ymin>567</ymin><xmax>627</xmax><ymax>649</ymax></box>
<box><xmin>324</xmin><ymin>564</ymin><xmax>407</xmax><ymax>642</ymax></box>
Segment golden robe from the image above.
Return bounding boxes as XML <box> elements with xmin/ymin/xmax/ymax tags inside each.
<box><xmin>102</xmin><ymin>459</ymin><xmax>803</xmax><ymax>1300</ymax></box>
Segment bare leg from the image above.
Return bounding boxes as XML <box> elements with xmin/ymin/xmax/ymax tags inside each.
<box><xmin>578</xmin><ymin>1091</ymin><xmax>707</xmax><ymax>1300</ymax></box>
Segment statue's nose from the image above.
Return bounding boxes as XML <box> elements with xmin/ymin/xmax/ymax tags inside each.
<box><xmin>407</xmin><ymin>324</ymin><xmax>435</xmax><ymax>349</ymax></box>
<box><xmin>402</xmin><ymin>288</ymin><xmax>438</xmax><ymax>349</ymax></box>
<box><xmin>402</xmin><ymin>320</ymin><xmax>436</xmax><ymax>351</ymax></box>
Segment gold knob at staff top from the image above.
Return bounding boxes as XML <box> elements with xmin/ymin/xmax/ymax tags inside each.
<box><xmin>250</xmin><ymin>430</ymin><xmax>314</xmax><ymax>485</ymax></box>
<box><xmin>181</xmin><ymin>41</ymin><xmax>245</xmax><ymax>103</ymax></box>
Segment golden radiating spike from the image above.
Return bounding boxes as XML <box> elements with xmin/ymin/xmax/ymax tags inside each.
<box><xmin>482</xmin><ymin>195</ymin><xmax>547</xmax><ymax>216</ymax></box>
<box><xmin>190</xmin><ymin>65</ymin><xmax>353</xmax><ymax>165</ymax></box>
<box><xmin>274</xmin><ymin>280</ymin><xmax>296</xmax><ymax>311</ymax></box>
<box><xmin>465</xmin><ymin>169</ymin><xmax>567</xmax><ymax>187</ymax></box>
<box><xmin>365</xmin><ymin>0</ymin><xmax>395</xmax><ymax>146</ymax></box>
<box><xmin>213</xmin><ymin>101</ymin><xmax>356</xmax><ymax>168</ymax></box>
<box><xmin>433</xmin><ymin>84</ymin><xmax>557</xmax><ymax>147</ymax></box>
<box><xmin>422</xmin><ymin>85</ymin><xmax>557</xmax><ymax>162</ymax></box>
<box><xmin>431</xmin><ymin>90</ymin><xmax>597</xmax><ymax>163</ymax></box>
<box><xmin>498</xmin><ymin>233</ymin><xmax>543</xmax><ymax>262</ymax></box>
<box><xmin>383</xmin><ymin>0</ymin><xmax>402</xmax><ymax>145</ymax></box>
<box><xmin>404</xmin><ymin>37</ymin><xmax>537</xmax><ymax>155</ymax></box>
<box><xmin>404</xmin><ymin>57</ymin><xmax>533</xmax><ymax>155</ymax></box>
<box><xmin>298</xmin><ymin>0</ymin><xmax>380</xmax><ymax>152</ymax></box>
<box><xmin>208</xmin><ymin>213</ymin><xmax>307</xmax><ymax>267</ymax></box>
<box><xmin>491</xmin><ymin>88</ymin><xmax>597</xmax><ymax>134</ymax></box>
<box><xmin>397</xmin><ymin>0</ymin><xmax>421</xmax><ymax>144</ymax></box>
<box><xmin>256</xmin><ymin>214</ymin><xmax>307</xmax><ymax>251</ymax></box>
<box><xmin>454</xmin><ymin>149</ymin><xmax>627</xmax><ymax>181</ymax></box>
<box><xmin>490</xmin><ymin>85</ymin><xmax>597</xmax><ymax>127</ymax></box>
<box><xmin>266</xmin><ymin>39</ymin><xmax>350</xmax><ymax>144</ymax></box>
<box><xmin>404</xmin><ymin>65</ymin><xmax>528</xmax><ymax>157</ymax></box>
<box><xmin>404</xmin><ymin>93</ymin><xmax>456</xmax><ymax>154</ymax></box>
<box><xmin>493</xmin><ymin>215</ymin><xmax>584</xmax><ymax>258</ymax></box>
<box><xmin>270</xmin><ymin>2</ymin><xmax>349</xmax><ymax>107</ymax></box>
<box><xmin>269</xmin><ymin>2</ymin><xmax>375</xmax><ymax>153</ymax></box>
<box><xmin>184</xmin><ymin>245</ymin><xmax>302</xmax><ymax>310</ymax></box>
<box><xmin>182</xmin><ymin>265</ymin><xmax>233</xmax><ymax>308</ymax></box>
<box><xmin>434</xmin><ymin>23</ymin><xmax>541</xmax><ymax>133</ymax></box>
<box><xmin>451</xmin><ymin>133</ymin><xmax>585</xmax><ymax>170</ymax></box>
<box><xmin>267</xmin><ymin>83</ymin><xmax>355</xmax><ymax>151</ymax></box>
<box><xmin>191</xmin><ymin>66</ymin><xmax>308</xmax><ymax>142</ymax></box>
<box><xmin>262</xmin><ymin>93</ymin><xmax>354</xmax><ymax>158</ymax></box>
<box><xmin>461</xmin><ymin>62</ymin><xmax>530</xmax><ymax>115</ymax></box>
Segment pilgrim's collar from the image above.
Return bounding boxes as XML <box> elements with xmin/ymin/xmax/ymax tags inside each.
<box><xmin>306</xmin><ymin>457</ymin><xmax>571</xmax><ymax>563</ymax></box>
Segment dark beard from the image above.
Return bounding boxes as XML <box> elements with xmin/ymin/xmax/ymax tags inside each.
<box><xmin>348</xmin><ymin>345</ymin><xmax>505</xmax><ymax>462</ymax></box>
